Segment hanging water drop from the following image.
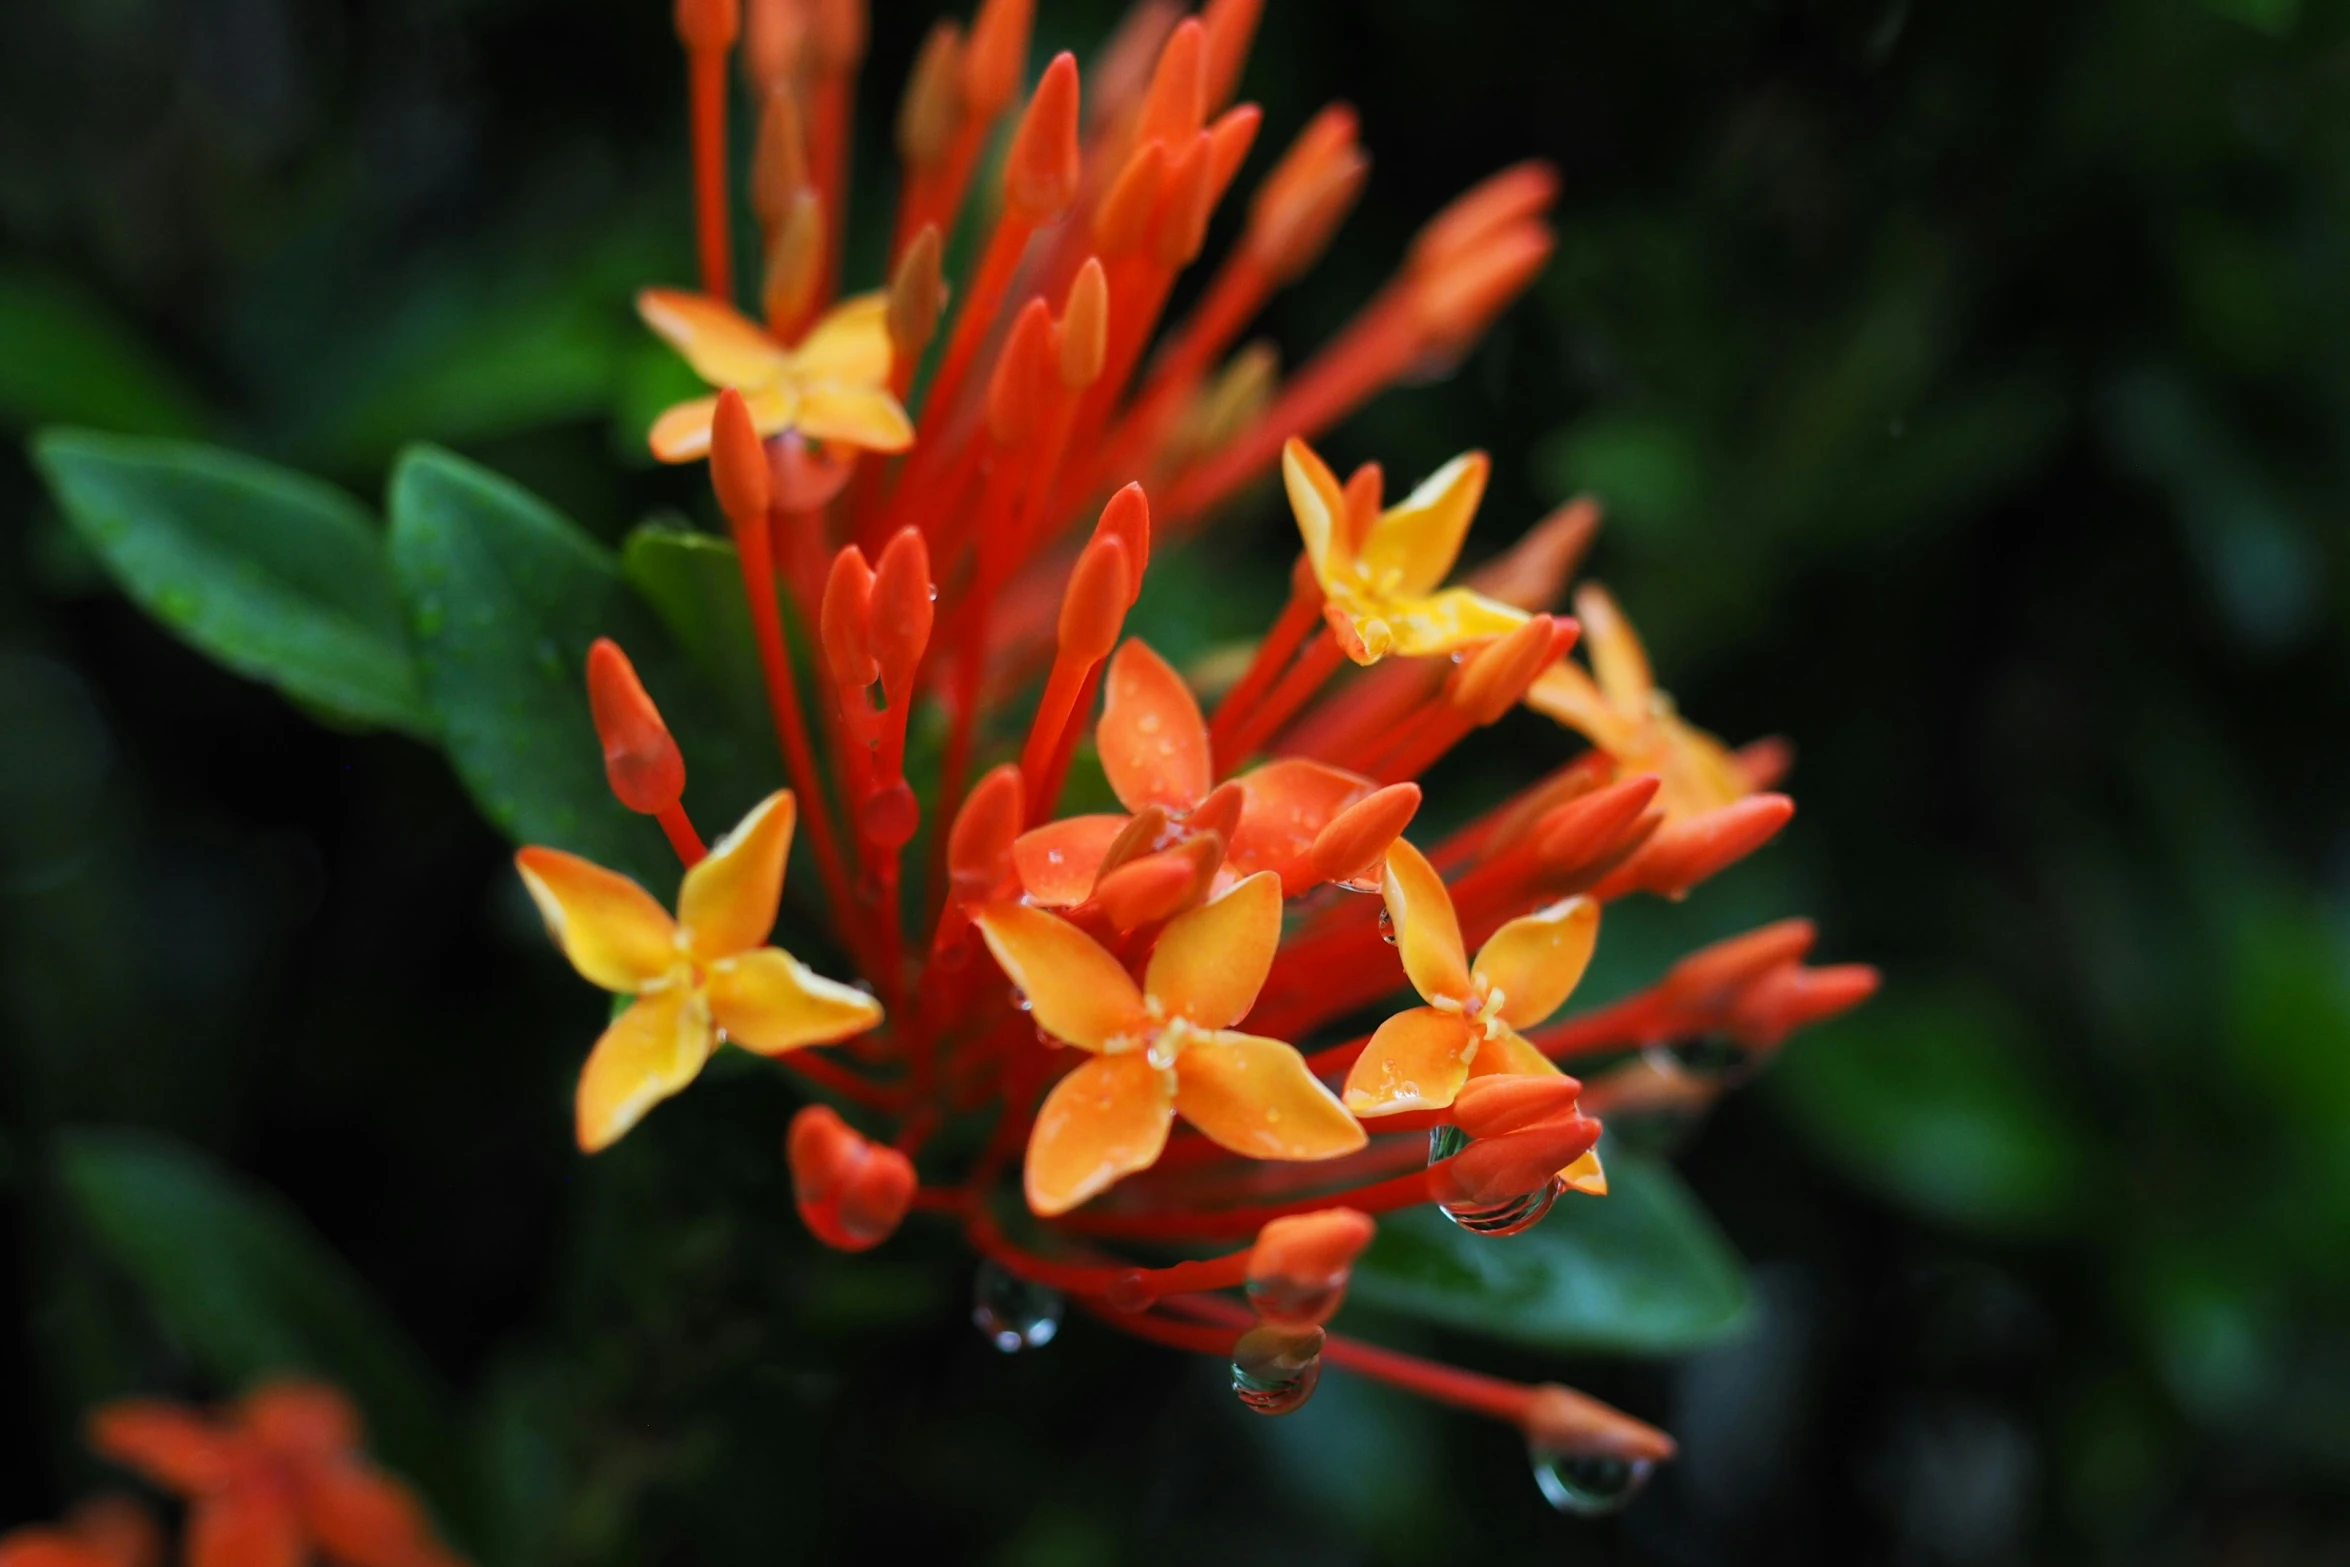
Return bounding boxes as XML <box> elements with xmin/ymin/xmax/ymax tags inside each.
<box><xmin>1426</xmin><ymin>1125</ymin><xmax>1562</xmax><ymax>1236</ymax></box>
<box><xmin>1528</xmin><ymin>1446</ymin><xmax>1655</xmax><ymax>1516</ymax></box>
<box><xmin>1377</xmin><ymin>908</ymin><xmax>1398</xmax><ymax>945</ymax></box>
<box><xmin>972</xmin><ymin>1261</ymin><xmax>1062</xmax><ymax>1353</ymax></box>
<box><xmin>1230</xmin><ymin>1324</ymin><xmax>1323</xmax><ymax>1416</ymax></box>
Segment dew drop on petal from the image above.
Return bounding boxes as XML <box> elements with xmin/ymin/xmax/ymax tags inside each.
<box><xmin>1231</xmin><ymin>1324</ymin><xmax>1323</xmax><ymax>1416</ymax></box>
<box><xmin>1426</xmin><ymin>1125</ymin><xmax>1564</xmax><ymax>1236</ymax></box>
<box><xmin>1377</xmin><ymin>908</ymin><xmax>1398</xmax><ymax>945</ymax></box>
<box><xmin>1528</xmin><ymin>1448</ymin><xmax>1655</xmax><ymax>1516</ymax></box>
<box><xmin>972</xmin><ymin>1261</ymin><xmax>1062</xmax><ymax>1353</ymax></box>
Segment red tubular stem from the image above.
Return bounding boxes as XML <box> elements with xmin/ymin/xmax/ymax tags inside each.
<box><xmin>1206</xmin><ymin>563</ymin><xmax>1321</xmax><ymax>767</ymax></box>
<box><xmin>1220</xmin><ymin>628</ymin><xmax>1346</xmax><ymax>763</ymax></box>
<box><xmin>656</xmin><ymin>801</ymin><xmax>708</xmax><ymax>866</ymax></box>
<box><xmin>913</xmin><ymin>216</ymin><xmax>1038</xmax><ymax>459</ymax></box>
<box><xmin>689</xmin><ymin>48</ymin><xmax>733</xmax><ymax>302</ymax></box>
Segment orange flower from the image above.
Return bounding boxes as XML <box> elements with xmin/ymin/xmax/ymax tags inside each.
<box><xmin>636</xmin><ymin>289</ymin><xmax>914</xmax><ymax>463</ymax></box>
<box><xmin>1011</xmin><ymin>638</ymin><xmax>1374</xmax><ymax>903</ymax></box>
<box><xmin>1282</xmin><ymin>436</ymin><xmax>1529</xmax><ymax>664</ymax></box>
<box><xmin>515</xmin><ymin>790</ymin><xmax>883</xmax><ymax>1151</ymax></box>
<box><xmin>1343</xmin><ymin>838</ymin><xmax>1609</xmax><ymax>1193</ymax></box>
<box><xmin>974</xmin><ymin>872</ymin><xmax>1366</xmax><ymax>1215</ymax></box>
<box><xmin>87</xmin><ymin>1382</ymin><xmax>464</xmax><ymax>1567</ymax></box>
<box><xmin>1524</xmin><ymin>583</ymin><xmax>1751</xmax><ymax>819</ymax></box>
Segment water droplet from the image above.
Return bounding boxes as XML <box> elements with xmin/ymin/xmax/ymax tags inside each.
<box><xmin>1338</xmin><ymin>871</ymin><xmax>1381</xmax><ymax>894</ymax></box>
<box><xmin>972</xmin><ymin>1262</ymin><xmax>1062</xmax><ymax>1353</ymax></box>
<box><xmin>1427</xmin><ymin>1125</ymin><xmax>1562</xmax><ymax>1236</ymax></box>
<box><xmin>1665</xmin><ymin>1035</ymin><xmax>1744</xmax><ymax>1078</ymax></box>
<box><xmin>1528</xmin><ymin>1447</ymin><xmax>1655</xmax><ymax>1516</ymax></box>
<box><xmin>858</xmin><ymin>779</ymin><xmax>920</xmax><ymax>848</ymax></box>
<box><xmin>1231</xmin><ymin>1324</ymin><xmax>1323</xmax><ymax>1415</ymax></box>
<box><xmin>1137</xmin><ymin>711</ymin><xmax>1162</xmax><ymax>734</ymax></box>
<box><xmin>1377</xmin><ymin>908</ymin><xmax>1397</xmax><ymax>945</ymax></box>
<box><xmin>1246</xmin><ymin>1274</ymin><xmax>1342</xmax><ymax>1331</ymax></box>
<box><xmin>1009</xmin><ymin>987</ymin><xmax>1032</xmax><ymax>1012</ymax></box>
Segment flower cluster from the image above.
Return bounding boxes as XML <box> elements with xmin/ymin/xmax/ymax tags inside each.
<box><xmin>515</xmin><ymin>0</ymin><xmax>1877</xmax><ymax>1511</ymax></box>
<box><xmin>0</xmin><ymin>1381</ymin><xmax>465</xmax><ymax>1567</ymax></box>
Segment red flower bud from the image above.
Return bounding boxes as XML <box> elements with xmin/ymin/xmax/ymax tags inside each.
<box><xmin>1004</xmin><ymin>52</ymin><xmax>1082</xmax><ymax>221</ymax></box>
<box><xmin>585</xmin><ymin>639</ymin><xmax>686</xmax><ymax>814</ymax></box>
<box><xmin>788</xmin><ymin>1104</ymin><xmax>915</xmax><ymax>1252</ymax></box>
<box><xmin>1308</xmin><ymin>783</ymin><xmax>1420</xmax><ymax>886</ymax></box>
<box><xmin>1247</xmin><ymin>1208</ymin><xmax>1375</xmax><ymax>1329</ymax></box>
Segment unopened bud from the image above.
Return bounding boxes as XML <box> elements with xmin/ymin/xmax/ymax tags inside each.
<box><xmin>1308</xmin><ymin>783</ymin><xmax>1420</xmax><ymax>885</ymax></box>
<box><xmin>585</xmin><ymin>639</ymin><xmax>686</xmax><ymax>814</ymax></box>
<box><xmin>887</xmin><ymin>224</ymin><xmax>949</xmax><ymax>361</ymax></box>
<box><xmin>1725</xmin><ymin>962</ymin><xmax>1879</xmax><ymax>1050</ymax></box>
<box><xmin>1451</xmin><ymin>1073</ymin><xmax>1585</xmax><ymax>1138</ymax></box>
<box><xmin>1448</xmin><ymin>613</ymin><xmax>1559</xmax><ymax>726</ymax></box>
<box><xmin>1246</xmin><ymin>1208</ymin><xmax>1374</xmax><ymax>1329</ymax></box>
<box><xmin>1058</xmin><ymin>257</ymin><xmax>1111</xmax><ymax>389</ymax></box>
<box><xmin>869</xmin><ymin>527</ymin><xmax>934</xmax><ymax>700</ymax></box>
<box><xmin>949</xmin><ymin>765</ymin><xmax>1025</xmax><ymax>902</ymax></box>
<box><xmin>1188</xmin><ymin>780</ymin><xmax>1247</xmax><ymax>845</ymax></box>
<box><xmin>987</xmin><ymin>298</ymin><xmax>1057</xmax><ymax>445</ymax></box>
<box><xmin>1595</xmin><ymin>793</ymin><xmax>1794</xmax><ymax>902</ymax></box>
<box><xmin>1412</xmin><ymin>221</ymin><xmax>1554</xmax><ymax>356</ymax></box>
<box><xmin>1149</xmin><ymin>133</ymin><xmax>1218</xmax><ymax>268</ymax></box>
<box><xmin>1657</xmin><ymin>919</ymin><xmax>1817</xmax><ymax>1016</ymax></box>
<box><xmin>1534</xmin><ymin>774</ymin><xmax>1662</xmax><ymax>877</ymax></box>
<box><xmin>741</xmin><ymin>0</ymin><xmax>801</xmax><ymax>92</ymax></box>
<box><xmin>751</xmin><ymin>86</ymin><xmax>808</xmax><ymax>230</ymax></box>
<box><xmin>1521</xmin><ymin>1383</ymin><xmax>1678</xmax><ymax>1466</ymax></box>
<box><xmin>897</xmin><ymin>21</ymin><xmax>964</xmax><ymax>169</ymax></box>
<box><xmin>1734</xmin><ymin>735</ymin><xmax>1795</xmax><ymax>791</ymax></box>
<box><xmin>787</xmin><ymin>1104</ymin><xmax>915</xmax><ymax>1252</ymax></box>
<box><xmin>1058</xmin><ymin>535</ymin><xmax>1132</xmax><ymax>664</ymax></box>
<box><xmin>1095</xmin><ymin>832</ymin><xmax>1222</xmax><ymax>930</ymax></box>
<box><xmin>820</xmin><ymin>547</ymin><xmax>878</xmax><ymax>691</ymax></box>
<box><xmin>1435</xmin><ymin>1113</ymin><xmax>1602</xmax><ymax>1206</ymax></box>
<box><xmin>807</xmin><ymin>0</ymin><xmax>865</xmax><ymax>74</ymax></box>
<box><xmin>1005</xmin><ymin>52</ymin><xmax>1082</xmax><ymax>220</ymax></box>
<box><xmin>1135</xmin><ymin>17</ymin><xmax>1206</xmax><ymax>147</ymax></box>
<box><xmin>960</xmin><ymin>0</ymin><xmax>1036</xmax><ymax>121</ymax></box>
<box><xmin>1204</xmin><ymin>104</ymin><xmax>1263</xmax><ymax>208</ymax></box>
<box><xmin>1247</xmin><ymin>105</ymin><xmax>1367</xmax><ymax>281</ymax></box>
<box><xmin>1095</xmin><ymin>139</ymin><xmax>1169</xmax><ymax>257</ymax></box>
<box><xmin>1410</xmin><ymin>161</ymin><xmax>1560</xmax><ymax>278</ymax></box>
<box><xmin>708</xmin><ymin>388</ymin><xmax>772</xmax><ymax>526</ymax></box>
<box><xmin>1094</xmin><ymin>804</ymin><xmax>1171</xmax><ymax>884</ymax></box>
<box><xmin>1199</xmin><ymin>0</ymin><xmax>1263</xmax><ymax>112</ymax></box>
<box><xmin>761</xmin><ymin>188</ymin><xmax>827</xmax><ymax>338</ymax></box>
<box><xmin>1090</xmin><ymin>484</ymin><xmax>1152</xmax><ymax>602</ymax></box>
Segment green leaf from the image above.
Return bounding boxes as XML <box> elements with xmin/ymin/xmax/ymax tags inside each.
<box><xmin>621</xmin><ymin>522</ymin><xmax>765</xmax><ymax>734</ymax></box>
<box><xmin>1771</xmin><ymin>987</ymin><xmax>2091</xmax><ymax>1234</ymax></box>
<box><xmin>387</xmin><ymin>445</ymin><xmax>676</xmax><ymax>884</ymax></box>
<box><xmin>31</xmin><ymin>430</ymin><xmax>434</xmax><ymax>736</ymax></box>
<box><xmin>0</xmin><ymin>272</ymin><xmax>207</xmax><ymax>436</ymax></box>
<box><xmin>59</xmin><ymin>1127</ymin><xmax>480</xmax><ymax>1538</ymax></box>
<box><xmin>1350</xmin><ymin>1147</ymin><xmax>1750</xmax><ymax>1356</ymax></box>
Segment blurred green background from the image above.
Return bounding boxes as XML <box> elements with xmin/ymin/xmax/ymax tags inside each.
<box><xmin>6</xmin><ymin>0</ymin><xmax>2350</xmax><ymax>1561</ymax></box>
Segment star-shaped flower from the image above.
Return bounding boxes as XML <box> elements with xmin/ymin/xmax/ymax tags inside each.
<box><xmin>1282</xmin><ymin>436</ymin><xmax>1529</xmax><ymax>664</ymax></box>
<box><xmin>1011</xmin><ymin>638</ymin><xmax>1375</xmax><ymax>904</ymax></box>
<box><xmin>1344</xmin><ymin>838</ymin><xmax>1600</xmax><ymax>1116</ymax></box>
<box><xmin>636</xmin><ymin>288</ymin><xmax>915</xmax><ymax>463</ymax></box>
<box><xmin>1524</xmin><ymin>583</ymin><xmax>1751</xmax><ymax>819</ymax></box>
<box><xmin>974</xmin><ymin>872</ymin><xmax>1367</xmax><ymax>1215</ymax></box>
<box><xmin>516</xmin><ymin>791</ymin><xmax>883</xmax><ymax>1151</ymax></box>
<box><xmin>88</xmin><ymin>1381</ymin><xmax>464</xmax><ymax>1567</ymax></box>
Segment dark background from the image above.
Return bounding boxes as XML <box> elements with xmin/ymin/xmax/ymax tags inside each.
<box><xmin>6</xmin><ymin>0</ymin><xmax>2350</xmax><ymax>1562</ymax></box>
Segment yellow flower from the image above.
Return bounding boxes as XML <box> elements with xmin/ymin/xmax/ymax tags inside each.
<box><xmin>1343</xmin><ymin>838</ymin><xmax>1609</xmax><ymax>1195</ymax></box>
<box><xmin>515</xmin><ymin>791</ymin><xmax>883</xmax><ymax>1151</ymax></box>
<box><xmin>635</xmin><ymin>289</ymin><xmax>916</xmax><ymax>464</ymax></box>
<box><xmin>1281</xmin><ymin>435</ymin><xmax>1529</xmax><ymax>664</ymax></box>
<box><xmin>973</xmin><ymin>872</ymin><xmax>1366</xmax><ymax>1216</ymax></box>
<box><xmin>1523</xmin><ymin>582</ymin><xmax>1751</xmax><ymax>819</ymax></box>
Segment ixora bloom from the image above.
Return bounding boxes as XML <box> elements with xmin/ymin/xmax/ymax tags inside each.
<box><xmin>39</xmin><ymin>0</ymin><xmax>1886</xmax><ymax>1517</ymax></box>
<box><xmin>636</xmin><ymin>289</ymin><xmax>914</xmax><ymax>463</ymax></box>
<box><xmin>975</xmin><ymin>872</ymin><xmax>1365</xmax><ymax>1214</ymax></box>
<box><xmin>81</xmin><ymin>1381</ymin><xmax>465</xmax><ymax>1567</ymax></box>
<box><xmin>514</xmin><ymin>790</ymin><xmax>883</xmax><ymax>1151</ymax></box>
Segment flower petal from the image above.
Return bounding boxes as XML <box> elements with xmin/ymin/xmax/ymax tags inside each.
<box><xmin>647</xmin><ymin>384</ymin><xmax>798</xmax><ymax>463</ymax></box>
<box><xmin>1281</xmin><ymin>438</ymin><xmax>1352</xmax><ymax>584</ymax></box>
<box><xmin>788</xmin><ymin>292</ymin><xmax>894</xmax><ymax>384</ymax></box>
<box><xmin>1524</xmin><ymin>659</ymin><xmax>1636</xmax><ymax>753</ymax></box>
<box><xmin>1465</xmin><ymin>1026</ymin><xmax>1565</xmax><ymax>1079</ymax></box>
<box><xmin>1011</xmin><ymin>814</ymin><xmax>1128</xmax><ymax>906</ymax></box>
<box><xmin>795</xmin><ymin>383</ymin><xmax>915</xmax><ymax>453</ymax></box>
<box><xmin>1559</xmin><ymin>1147</ymin><xmax>1608</xmax><ymax>1195</ymax></box>
<box><xmin>1649</xmin><ymin>709</ymin><xmax>1752</xmax><ymax>818</ymax></box>
<box><xmin>1474</xmin><ymin>896</ymin><xmax>1600</xmax><ymax>1029</ymax></box>
<box><xmin>1571</xmin><ymin>583</ymin><xmax>1654</xmax><ymax>714</ymax></box>
<box><xmin>636</xmin><ymin>287</ymin><xmax>794</xmax><ymax>390</ymax></box>
<box><xmin>1341</xmin><ymin>1006</ymin><xmax>1479</xmax><ymax>1115</ymax></box>
<box><xmin>971</xmin><ymin>903</ymin><xmax>1150</xmax><ymax>1050</ymax></box>
<box><xmin>1228</xmin><ymin>758</ymin><xmax>1370</xmax><ymax>893</ymax></box>
<box><xmin>707</xmin><ymin>946</ymin><xmax>883</xmax><ymax>1054</ymax></box>
<box><xmin>85</xmin><ymin>1402</ymin><xmax>239</xmax><ymax>1493</ymax></box>
<box><xmin>513</xmin><ymin>848</ymin><xmax>678</xmax><ymax>992</ymax></box>
<box><xmin>679</xmin><ymin>791</ymin><xmax>795</xmax><ymax>961</ymax></box>
<box><xmin>1381</xmin><ymin>838</ymin><xmax>1471</xmax><ymax>1002</ymax></box>
<box><xmin>575</xmin><ymin>987</ymin><xmax>714</xmax><ymax>1153</ymax></box>
<box><xmin>1175</xmin><ymin>1031</ymin><xmax>1367</xmax><ymax>1159</ymax></box>
<box><xmin>1145</xmin><ymin>870</ymin><xmax>1282</xmax><ymax>1030</ymax></box>
<box><xmin>1024</xmin><ymin>1051</ymin><xmax>1174</xmax><ymax>1215</ymax></box>
<box><xmin>1380</xmin><ymin>586</ymin><xmax>1530</xmax><ymax>659</ymax></box>
<box><xmin>240</xmin><ymin>1381</ymin><xmax>359</xmax><ymax>1458</ymax></box>
<box><xmin>1358</xmin><ymin>451</ymin><xmax>1488</xmax><ymax>600</ymax></box>
<box><xmin>188</xmin><ymin>1492</ymin><xmax>302</xmax><ymax>1567</ymax></box>
<box><xmin>1098</xmin><ymin>639</ymin><xmax>1211</xmax><ymax>813</ymax></box>
<box><xmin>296</xmin><ymin>1463</ymin><xmax>431</xmax><ymax>1567</ymax></box>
